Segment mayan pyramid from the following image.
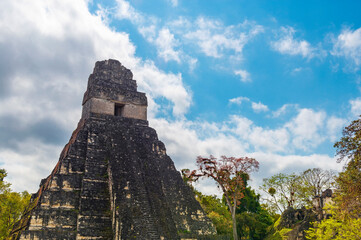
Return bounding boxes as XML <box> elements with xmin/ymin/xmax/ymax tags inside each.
<box><xmin>10</xmin><ymin>59</ymin><xmax>216</xmax><ymax>240</ymax></box>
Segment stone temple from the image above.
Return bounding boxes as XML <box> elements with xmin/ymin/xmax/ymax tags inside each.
<box><xmin>10</xmin><ymin>59</ymin><xmax>216</xmax><ymax>239</ymax></box>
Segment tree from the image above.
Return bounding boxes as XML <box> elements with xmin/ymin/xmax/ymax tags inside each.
<box><xmin>187</xmin><ymin>155</ymin><xmax>259</xmax><ymax>240</ymax></box>
<box><xmin>193</xmin><ymin>190</ymin><xmax>233</xmax><ymax>236</ymax></box>
<box><xmin>301</xmin><ymin>168</ymin><xmax>335</xmax><ymax>196</ymax></box>
<box><xmin>306</xmin><ymin>116</ymin><xmax>361</xmax><ymax>239</ymax></box>
<box><xmin>182</xmin><ymin>168</ymin><xmax>273</xmax><ymax>239</ymax></box>
<box><xmin>299</xmin><ymin>168</ymin><xmax>336</xmax><ymax>206</ymax></box>
<box><xmin>334</xmin><ymin>116</ymin><xmax>361</xmax><ymax>215</ymax></box>
<box><xmin>236</xmin><ymin>186</ymin><xmax>273</xmax><ymax>240</ymax></box>
<box><xmin>334</xmin><ymin>116</ymin><xmax>361</xmax><ymax>164</ymax></box>
<box><xmin>306</xmin><ymin>205</ymin><xmax>361</xmax><ymax>240</ymax></box>
<box><xmin>0</xmin><ymin>169</ymin><xmax>10</xmax><ymax>194</ymax></box>
<box><xmin>261</xmin><ymin>173</ymin><xmax>303</xmax><ymax>213</ymax></box>
<box><xmin>261</xmin><ymin>169</ymin><xmax>335</xmax><ymax>214</ymax></box>
<box><xmin>0</xmin><ymin>168</ymin><xmax>31</xmax><ymax>239</ymax></box>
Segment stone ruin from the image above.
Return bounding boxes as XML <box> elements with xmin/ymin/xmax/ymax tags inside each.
<box><xmin>10</xmin><ymin>59</ymin><xmax>216</xmax><ymax>239</ymax></box>
<box><xmin>277</xmin><ymin>189</ymin><xmax>334</xmax><ymax>240</ymax></box>
<box><xmin>312</xmin><ymin>189</ymin><xmax>333</xmax><ymax>210</ymax></box>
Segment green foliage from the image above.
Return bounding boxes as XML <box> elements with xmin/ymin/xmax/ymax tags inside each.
<box><xmin>261</xmin><ymin>168</ymin><xmax>335</xmax><ymax>214</ymax></box>
<box><xmin>306</xmin><ymin>116</ymin><xmax>361</xmax><ymax>239</ymax></box>
<box><xmin>181</xmin><ymin>169</ymin><xmax>192</xmax><ymax>185</ymax></box>
<box><xmin>297</xmin><ymin>168</ymin><xmax>336</xmax><ymax>209</ymax></box>
<box><xmin>194</xmin><ymin>190</ymin><xmax>233</xmax><ymax>235</ymax></box>
<box><xmin>0</xmin><ymin>168</ymin><xmax>31</xmax><ymax>239</ymax></box>
<box><xmin>278</xmin><ymin>228</ymin><xmax>292</xmax><ymax>239</ymax></box>
<box><xmin>189</xmin><ymin>155</ymin><xmax>260</xmax><ymax>240</ymax></box>
<box><xmin>236</xmin><ymin>186</ymin><xmax>274</xmax><ymax>240</ymax></box>
<box><xmin>334</xmin><ymin>116</ymin><xmax>361</xmax><ymax>164</ymax></box>
<box><xmin>306</xmin><ymin>205</ymin><xmax>361</xmax><ymax>239</ymax></box>
<box><xmin>237</xmin><ymin>209</ymin><xmax>273</xmax><ymax>240</ymax></box>
<box><xmin>0</xmin><ymin>169</ymin><xmax>10</xmax><ymax>194</ymax></box>
<box><xmin>194</xmin><ymin>184</ymin><xmax>274</xmax><ymax>239</ymax></box>
<box><xmin>261</xmin><ymin>173</ymin><xmax>304</xmax><ymax>213</ymax></box>
<box><xmin>236</xmin><ymin>186</ymin><xmax>262</xmax><ymax>213</ymax></box>
<box><xmin>334</xmin><ymin>116</ymin><xmax>361</xmax><ymax>214</ymax></box>
<box><xmin>264</xmin><ymin>215</ymin><xmax>292</xmax><ymax>240</ymax></box>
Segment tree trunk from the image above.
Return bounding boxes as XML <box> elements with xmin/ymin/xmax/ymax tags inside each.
<box><xmin>232</xmin><ymin>210</ymin><xmax>237</xmax><ymax>240</ymax></box>
<box><xmin>232</xmin><ymin>200</ymin><xmax>238</xmax><ymax>240</ymax></box>
<box><xmin>222</xmin><ymin>187</ymin><xmax>238</xmax><ymax>240</ymax></box>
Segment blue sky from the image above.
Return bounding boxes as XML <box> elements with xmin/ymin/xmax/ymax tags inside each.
<box><xmin>0</xmin><ymin>0</ymin><xmax>361</xmax><ymax>195</ymax></box>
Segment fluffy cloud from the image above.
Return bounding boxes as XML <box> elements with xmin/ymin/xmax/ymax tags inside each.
<box><xmin>115</xmin><ymin>0</ymin><xmax>186</xmax><ymax>64</ymax></box>
<box><xmin>234</xmin><ymin>69</ymin><xmax>251</xmax><ymax>82</ymax></box>
<box><xmin>150</xmin><ymin>112</ymin><xmax>344</xmax><ymax>196</ymax></box>
<box><xmin>229</xmin><ymin>96</ymin><xmax>250</xmax><ymax>105</ymax></box>
<box><xmin>332</xmin><ymin>27</ymin><xmax>361</xmax><ymax>70</ymax></box>
<box><xmin>133</xmin><ymin>61</ymin><xmax>191</xmax><ymax>116</ymax></box>
<box><xmin>227</xmin><ymin>105</ymin><xmax>345</xmax><ymax>153</ymax></box>
<box><xmin>327</xmin><ymin>117</ymin><xmax>347</xmax><ymax>142</ymax></box>
<box><xmin>285</xmin><ymin>109</ymin><xmax>326</xmax><ymax>150</ymax></box>
<box><xmin>272</xmin><ymin>104</ymin><xmax>299</xmax><ymax>118</ymax></box>
<box><xmin>115</xmin><ymin>0</ymin><xmax>143</xmax><ymax>23</ymax></box>
<box><xmin>155</xmin><ymin>28</ymin><xmax>181</xmax><ymax>63</ymax></box>
<box><xmin>0</xmin><ymin>141</ymin><xmax>63</xmax><ymax>192</ymax></box>
<box><xmin>229</xmin><ymin>96</ymin><xmax>268</xmax><ymax>113</ymax></box>
<box><xmin>168</xmin><ymin>0</ymin><xmax>178</xmax><ymax>7</ymax></box>
<box><xmin>251</xmin><ymin>102</ymin><xmax>269</xmax><ymax>113</ymax></box>
<box><xmin>184</xmin><ymin>18</ymin><xmax>264</xmax><ymax>58</ymax></box>
<box><xmin>0</xmin><ymin>0</ymin><xmax>191</xmax><ymax>192</ymax></box>
<box><xmin>113</xmin><ymin>1</ymin><xmax>262</xmax><ymax>73</ymax></box>
<box><xmin>350</xmin><ymin>97</ymin><xmax>361</xmax><ymax>117</ymax></box>
<box><xmin>271</xmin><ymin>26</ymin><xmax>316</xmax><ymax>58</ymax></box>
<box><xmin>249</xmin><ymin>127</ymin><xmax>289</xmax><ymax>152</ymax></box>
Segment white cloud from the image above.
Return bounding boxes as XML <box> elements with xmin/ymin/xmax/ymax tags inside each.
<box><xmin>139</xmin><ymin>25</ymin><xmax>157</xmax><ymax>42</ymax></box>
<box><xmin>228</xmin><ymin>115</ymin><xmax>253</xmax><ymax>140</ymax></box>
<box><xmin>350</xmin><ymin>97</ymin><xmax>361</xmax><ymax>117</ymax></box>
<box><xmin>169</xmin><ymin>17</ymin><xmax>192</xmax><ymax>30</ymax></box>
<box><xmin>229</xmin><ymin>96</ymin><xmax>250</xmax><ymax>105</ymax></box>
<box><xmin>234</xmin><ymin>69</ymin><xmax>251</xmax><ymax>82</ymax></box>
<box><xmin>149</xmin><ymin>118</ymin><xmax>248</xmax><ymax>171</ymax></box>
<box><xmin>327</xmin><ymin>117</ymin><xmax>346</xmax><ymax>142</ymax></box>
<box><xmin>0</xmin><ymin>140</ymin><xmax>63</xmax><ymax>192</ymax></box>
<box><xmin>292</xmin><ymin>67</ymin><xmax>303</xmax><ymax>74</ymax></box>
<box><xmin>134</xmin><ymin>61</ymin><xmax>191</xmax><ymax>116</ymax></box>
<box><xmin>251</xmin><ymin>101</ymin><xmax>269</xmax><ymax>113</ymax></box>
<box><xmin>250</xmin><ymin>153</ymin><xmax>342</xmax><ymax>185</ymax></box>
<box><xmin>168</xmin><ymin>0</ymin><xmax>178</xmax><ymax>7</ymax></box>
<box><xmin>185</xmin><ymin>17</ymin><xmax>264</xmax><ymax>58</ymax></box>
<box><xmin>332</xmin><ymin>27</ymin><xmax>361</xmax><ymax>69</ymax></box>
<box><xmin>155</xmin><ymin>28</ymin><xmax>181</xmax><ymax>63</ymax></box>
<box><xmin>271</xmin><ymin>26</ymin><xmax>315</xmax><ymax>58</ymax></box>
<box><xmin>229</xmin><ymin>96</ymin><xmax>268</xmax><ymax>113</ymax></box>
<box><xmin>115</xmin><ymin>0</ymin><xmax>143</xmax><ymax>23</ymax></box>
<box><xmin>114</xmin><ymin>1</ymin><xmax>198</xmax><ymax>68</ymax></box>
<box><xmin>228</xmin><ymin>115</ymin><xmax>289</xmax><ymax>153</ymax></box>
<box><xmin>285</xmin><ymin>109</ymin><xmax>326</xmax><ymax>150</ymax></box>
<box><xmin>249</xmin><ymin>127</ymin><xmax>289</xmax><ymax>152</ymax></box>
<box><xmin>272</xmin><ymin>104</ymin><xmax>298</xmax><ymax>118</ymax></box>
<box><xmin>113</xmin><ymin>2</ymin><xmax>263</xmax><ymax>72</ymax></box>
<box><xmin>150</xmin><ymin>113</ymin><xmax>344</xmax><ymax>197</ymax></box>
<box><xmin>187</xmin><ymin>57</ymin><xmax>198</xmax><ymax>72</ymax></box>
<box><xmin>225</xmin><ymin>107</ymin><xmax>343</xmax><ymax>154</ymax></box>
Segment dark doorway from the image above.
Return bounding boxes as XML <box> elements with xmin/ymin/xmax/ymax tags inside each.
<box><xmin>114</xmin><ymin>104</ymin><xmax>124</xmax><ymax>116</ymax></box>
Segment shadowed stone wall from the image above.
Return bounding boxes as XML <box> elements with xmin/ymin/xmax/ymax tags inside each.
<box><xmin>81</xmin><ymin>59</ymin><xmax>147</xmax><ymax>121</ymax></box>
